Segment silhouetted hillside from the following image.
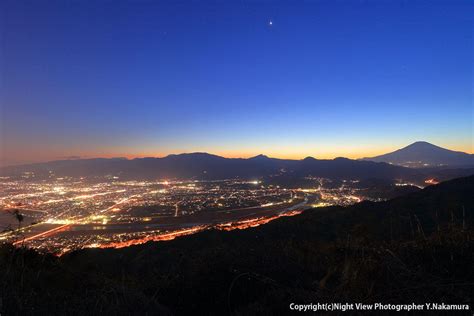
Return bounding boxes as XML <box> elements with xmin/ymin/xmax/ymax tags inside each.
<box><xmin>363</xmin><ymin>141</ymin><xmax>474</xmax><ymax>167</ymax></box>
<box><xmin>0</xmin><ymin>153</ymin><xmax>419</xmax><ymax>181</ymax></box>
<box><xmin>1</xmin><ymin>176</ymin><xmax>473</xmax><ymax>315</ymax></box>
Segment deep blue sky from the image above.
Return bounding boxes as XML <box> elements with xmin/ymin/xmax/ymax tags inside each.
<box><xmin>1</xmin><ymin>0</ymin><xmax>472</xmax><ymax>165</ymax></box>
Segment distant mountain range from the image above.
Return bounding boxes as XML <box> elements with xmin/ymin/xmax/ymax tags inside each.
<box><xmin>362</xmin><ymin>141</ymin><xmax>474</xmax><ymax>168</ymax></box>
<box><xmin>2</xmin><ymin>142</ymin><xmax>473</xmax><ymax>181</ymax></box>
<box><xmin>1</xmin><ymin>153</ymin><xmax>419</xmax><ymax>181</ymax></box>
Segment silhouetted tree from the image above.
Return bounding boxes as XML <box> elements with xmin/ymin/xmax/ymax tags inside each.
<box><xmin>11</xmin><ymin>209</ymin><xmax>24</xmax><ymax>230</ymax></box>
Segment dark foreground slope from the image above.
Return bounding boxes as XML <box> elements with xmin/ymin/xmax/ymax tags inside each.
<box><xmin>1</xmin><ymin>176</ymin><xmax>474</xmax><ymax>315</ymax></box>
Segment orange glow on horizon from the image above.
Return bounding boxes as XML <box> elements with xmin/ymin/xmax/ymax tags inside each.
<box><xmin>2</xmin><ymin>141</ymin><xmax>473</xmax><ymax>167</ymax></box>
<box><xmin>65</xmin><ymin>143</ymin><xmax>474</xmax><ymax>161</ymax></box>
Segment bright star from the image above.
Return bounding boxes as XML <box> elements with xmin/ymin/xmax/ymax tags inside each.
<box><xmin>268</xmin><ymin>20</ymin><xmax>273</xmax><ymax>26</ymax></box>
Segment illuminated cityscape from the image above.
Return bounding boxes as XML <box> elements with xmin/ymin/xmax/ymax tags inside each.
<box><xmin>0</xmin><ymin>0</ymin><xmax>472</xmax><ymax>314</ymax></box>
<box><xmin>0</xmin><ymin>174</ymin><xmax>410</xmax><ymax>254</ymax></box>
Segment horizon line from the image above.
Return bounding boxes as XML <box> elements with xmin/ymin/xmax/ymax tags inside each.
<box><xmin>2</xmin><ymin>140</ymin><xmax>473</xmax><ymax>168</ymax></box>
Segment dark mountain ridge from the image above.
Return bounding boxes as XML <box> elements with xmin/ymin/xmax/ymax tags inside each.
<box><xmin>1</xmin><ymin>152</ymin><xmax>418</xmax><ymax>181</ymax></box>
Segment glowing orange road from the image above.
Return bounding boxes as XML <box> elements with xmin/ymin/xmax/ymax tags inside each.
<box><xmin>88</xmin><ymin>226</ymin><xmax>208</xmax><ymax>249</ymax></box>
<box><xmin>84</xmin><ymin>209</ymin><xmax>303</xmax><ymax>251</ymax></box>
<box><xmin>425</xmin><ymin>178</ymin><xmax>439</xmax><ymax>185</ymax></box>
<box><xmin>216</xmin><ymin>210</ymin><xmax>302</xmax><ymax>231</ymax></box>
<box><xmin>13</xmin><ymin>224</ymin><xmax>71</xmax><ymax>245</ymax></box>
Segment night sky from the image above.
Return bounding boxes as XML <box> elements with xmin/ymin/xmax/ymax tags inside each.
<box><xmin>1</xmin><ymin>0</ymin><xmax>472</xmax><ymax>166</ymax></box>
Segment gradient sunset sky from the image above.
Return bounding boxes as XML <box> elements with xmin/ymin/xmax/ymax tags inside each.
<box><xmin>1</xmin><ymin>0</ymin><xmax>473</xmax><ymax>166</ymax></box>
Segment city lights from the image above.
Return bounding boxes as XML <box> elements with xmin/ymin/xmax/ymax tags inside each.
<box><xmin>1</xmin><ymin>176</ymin><xmax>394</xmax><ymax>254</ymax></box>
